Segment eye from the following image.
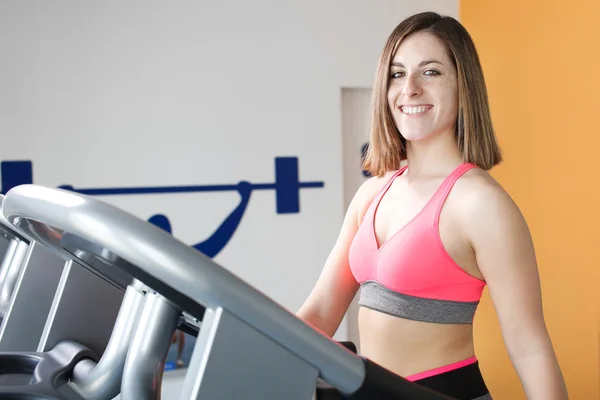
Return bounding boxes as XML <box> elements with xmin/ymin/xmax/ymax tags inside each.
<box><xmin>390</xmin><ymin>71</ymin><xmax>405</xmax><ymax>79</ymax></box>
<box><xmin>424</xmin><ymin>69</ymin><xmax>441</xmax><ymax>76</ymax></box>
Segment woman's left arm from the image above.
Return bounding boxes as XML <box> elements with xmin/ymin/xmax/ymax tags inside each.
<box><xmin>464</xmin><ymin>181</ymin><xmax>568</xmax><ymax>400</ymax></box>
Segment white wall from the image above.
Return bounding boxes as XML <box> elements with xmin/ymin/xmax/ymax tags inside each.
<box><xmin>0</xmin><ymin>0</ymin><xmax>458</xmax><ymax>345</ymax></box>
<box><xmin>340</xmin><ymin>87</ymin><xmax>373</xmax><ymax>352</ymax></box>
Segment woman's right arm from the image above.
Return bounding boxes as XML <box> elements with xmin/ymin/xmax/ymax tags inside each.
<box><xmin>296</xmin><ymin>176</ymin><xmax>384</xmax><ymax>337</ymax></box>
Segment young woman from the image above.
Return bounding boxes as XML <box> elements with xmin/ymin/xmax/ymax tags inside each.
<box><xmin>297</xmin><ymin>11</ymin><xmax>568</xmax><ymax>400</ymax></box>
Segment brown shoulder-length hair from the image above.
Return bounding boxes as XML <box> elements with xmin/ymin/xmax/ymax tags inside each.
<box><xmin>362</xmin><ymin>11</ymin><xmax>502</xmax><ymax>176</ymax></box>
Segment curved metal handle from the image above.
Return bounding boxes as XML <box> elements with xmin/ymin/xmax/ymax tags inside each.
<box><xmin>0</xmin><ymin>194</ymin><xmax>30</xmax><ymax>242</ymax></box>
<box><xmin>2</xmin><ymin>184</ymin><xmax>365</xmax><ymax>393</ymax></box>
<box><xmin>121</xmin><ymin>292</ymin><xmax>181</xmax><ymax>400</ymax></box>
<box><xmin>69</xmin><ymin>283</ymin><xmax>146</xmax><ymax>399</ymax></box>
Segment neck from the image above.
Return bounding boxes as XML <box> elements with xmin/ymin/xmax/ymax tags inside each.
<box><xmin>404</xmin><ymin>130</ymin><xmax>463</xmax><ymax>178</ymax></box>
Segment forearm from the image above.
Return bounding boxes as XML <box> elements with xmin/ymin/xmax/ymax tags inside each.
<box><xmin>511</xmin><ymin>347</ymin><xmax>568</xmax><ymax>400</ymax></box>
<box><xmin>296</xmin><ymin>307</ymin><xmax>338</xmax><ymax>338</ymax></box>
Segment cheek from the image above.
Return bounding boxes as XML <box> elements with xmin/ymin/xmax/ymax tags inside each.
<box><xmin>387</xmin><ymin>85</ymin><xmax>400</xmax><ymax>109</ymax></box>
<box><xmin>437</xmin><ymin>84</ymin><xmax>459</xmax><ymax>116</ymax></box>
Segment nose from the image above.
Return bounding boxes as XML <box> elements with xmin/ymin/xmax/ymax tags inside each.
<box><xmin>401</xmin><ymin>74</ymin><xmax>421</xmax><ymax>98</ymax></box>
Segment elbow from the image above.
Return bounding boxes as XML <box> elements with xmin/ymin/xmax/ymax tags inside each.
<box><xmin>296</xmin><ymin>307</ymin><xmax>337</xmax><ymax>338</ymax></box>
<box><xmin>503</xmin><ymin>324</ymin><xmax>555</xmax><ymax>362</ymax></box>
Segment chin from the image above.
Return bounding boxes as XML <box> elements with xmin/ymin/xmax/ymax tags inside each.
<box><xmin>400</xmin><ymin>131</ymin><xmax>433</xmax><ymax>142</ymax></box>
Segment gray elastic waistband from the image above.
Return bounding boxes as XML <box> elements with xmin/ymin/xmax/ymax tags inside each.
<box><xmin>358</xmin><ymin>281</ymin><xmax>479</xmax><ymax>324</ymax></box>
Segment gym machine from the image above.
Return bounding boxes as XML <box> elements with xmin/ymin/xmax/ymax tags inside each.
<box><xmin>0</xmin><ymin>184</ymin><xmax>459</xmax><ymax>399</ymax></box>
<box><xmin>0</xmin><ymin>194</ymin><xmax>30</xmax><ymax>322</ymax></box>
<box><xmin>0</xmin><ymin>195</ymin><xmax>128</xmax><ymax>357</ymax></box>
<box><xmin>0</xmin><ymin>217</ymin><xmax>12</xmax><ymax>260</ymax></box>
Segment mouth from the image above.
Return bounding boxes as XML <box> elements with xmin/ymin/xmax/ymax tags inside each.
<box><xmin>399</xmin><ymin>105</ymin><xmax>433</xmax><ymax>115</ymax></box>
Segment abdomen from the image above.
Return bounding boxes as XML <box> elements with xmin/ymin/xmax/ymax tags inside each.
<box><xmin>357</xmin><ymin>306</ymin><xmax>476</xmax><ymax>379</ymax></box>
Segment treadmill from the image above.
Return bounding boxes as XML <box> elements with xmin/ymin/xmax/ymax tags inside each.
<box><xmin>0</xmin><ymin>184</ymin><xmax>457</xmax><ymax>399</ymax></box>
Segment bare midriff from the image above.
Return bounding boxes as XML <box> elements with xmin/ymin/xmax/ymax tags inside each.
<box><xmin>357</xmin><ymin>307</ymin><xmax>475</xmax><ymax>378</ymax></box>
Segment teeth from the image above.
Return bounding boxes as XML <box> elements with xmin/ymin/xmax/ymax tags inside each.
<box><xmin>402</xmin><ymin>106</ymin><xmax>429</xmax><ymax>115</ymax></box>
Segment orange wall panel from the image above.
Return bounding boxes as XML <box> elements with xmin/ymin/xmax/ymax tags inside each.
<box><xmin>460</xmin><ymin>1</ymin><xmax>600</xmax><ymax>398</ymax></box>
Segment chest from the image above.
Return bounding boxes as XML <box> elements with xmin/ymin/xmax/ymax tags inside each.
<box><xmin>368</xmin><ymin>178</ymin><xmax>479</xmax><ymax>280</ymax></box>
<box><xmin>373</xmin><ymin>179</ymin><xmax>444</xmax><ymax>247</ymax></box>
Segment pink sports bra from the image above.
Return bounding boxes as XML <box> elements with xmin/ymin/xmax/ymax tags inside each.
<box><xmin>348</xmin><ymin>163</ymin><xmax>487</xmax><ymax>324</ymax></box>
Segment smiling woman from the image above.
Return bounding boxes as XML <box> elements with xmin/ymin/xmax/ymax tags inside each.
<box><xmin>297</xmin><ymin>11</ymin><xmax>569</xmax><ymax>400</ymax></box>
<box><xmin>363</xmin><ymin>12</ymin><xmax>500</xmax><ymax>177</ymax></box>
<box><xmin>388</xmin><ymin>34</ymin><xmax>459</xmax><ymax>144</ymax></box>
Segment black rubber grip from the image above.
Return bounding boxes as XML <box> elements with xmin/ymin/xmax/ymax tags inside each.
<box><xmin>346</xmin><ymin>357</ymin><xmax>459</xmax><ymax>400</ymax></box>
<box><xmin>337</xmin><ymin>341</ymin><xmax>357</xmax><ymax>354</ymax></box>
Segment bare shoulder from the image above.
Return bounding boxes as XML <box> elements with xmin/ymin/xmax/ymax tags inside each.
<box><xmin>452</xmin><ymin>167</ymin><xmax>531</xmax><ymax>249</ymax></box>
<box><xmin>351</xmin><ymin>171</ymin><xmax>396</xmax><ymax>225</ymax></box>
<box><xmin>453</xmin><ymin>167</ymin><xmax>518</xmax><ymax>211</ymax></box>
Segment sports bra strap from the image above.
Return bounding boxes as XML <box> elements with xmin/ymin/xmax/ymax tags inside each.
<box><xmin>374</xmin><ymin>166</ymin><xmax>408</xmax><ymax>201</ymax></box>
<box><xmin>432</xmin><ymin>163</ymin><xmax>477</xmax><ymax>218</ymax></box>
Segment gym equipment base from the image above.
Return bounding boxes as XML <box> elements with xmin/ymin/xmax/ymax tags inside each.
<box><xmin>0</xmin><ymin>340</ymin><xmax>97</xmax><ymax>399</ymax></box>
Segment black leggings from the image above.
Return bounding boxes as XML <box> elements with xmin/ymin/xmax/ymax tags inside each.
<box><xmin>316</xmin><ymin>359</ymin><xmax>492</xmax><ymax>400</ymax></box>
<box><xmin>412</xmin><ymin>360</ymin><xmax>492</xmax><ymax>399</ymax></box>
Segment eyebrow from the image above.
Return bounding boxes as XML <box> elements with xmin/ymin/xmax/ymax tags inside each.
<box><xmin>391</xmin><ymin>59</ymin><xmax>444</xmax><ymax>68</ymax></box>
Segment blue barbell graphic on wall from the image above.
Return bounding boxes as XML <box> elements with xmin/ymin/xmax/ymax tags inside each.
<box><xmin>1</xmin><ymin>157</ymin><xmax>324</xmax><ymax>258</ymax></box>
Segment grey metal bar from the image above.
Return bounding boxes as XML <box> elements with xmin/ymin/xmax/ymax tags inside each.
<box><xmin>0</xmin><ymin>240</ymin><xmax>28</xmax><ymax>316</ymax></box>
<box><xmin>0</xmin><ymin>239</ymin><xmax>18</xmax><ymax>289</ymax></box>
<box><xmin>2</xmin><ymin>184</ymin><xmax>365</xmax><ymax>393</ymax></box>
<box><xmin>69</xmin><ymin>283</ymin><xmax>146</xmax><ymax>400</ymax></box>
<box><xmin>121</xmin><ymin>292</ymin><xmax>180</xmax><ymax>400</ymax></box>
<box><xmin>0</xmin><ymin>235</ymin><xmax>10</xmax><ymax>259</ymax></box>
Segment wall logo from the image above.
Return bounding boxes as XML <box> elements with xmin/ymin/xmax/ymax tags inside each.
<box><xmin>0</xmin><ymin>157</ymin><xmax>324</xmax><ymax>258</ymax></box>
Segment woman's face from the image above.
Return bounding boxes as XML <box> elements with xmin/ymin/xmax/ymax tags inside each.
<box><xmin>387</xmin><ymin>31</ymin><xmax>459</xmax><ymax>143</ymax></box>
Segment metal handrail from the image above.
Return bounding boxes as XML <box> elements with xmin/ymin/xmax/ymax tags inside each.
<box><xmin>69</xmin><ymin>284</ymin><xmax>146</xmax><ymax>399</ymax></box>
<box><xmin>2</xmin><ymin>184</ymin><xmax>365</xmax><ymax>394</ymax></box>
